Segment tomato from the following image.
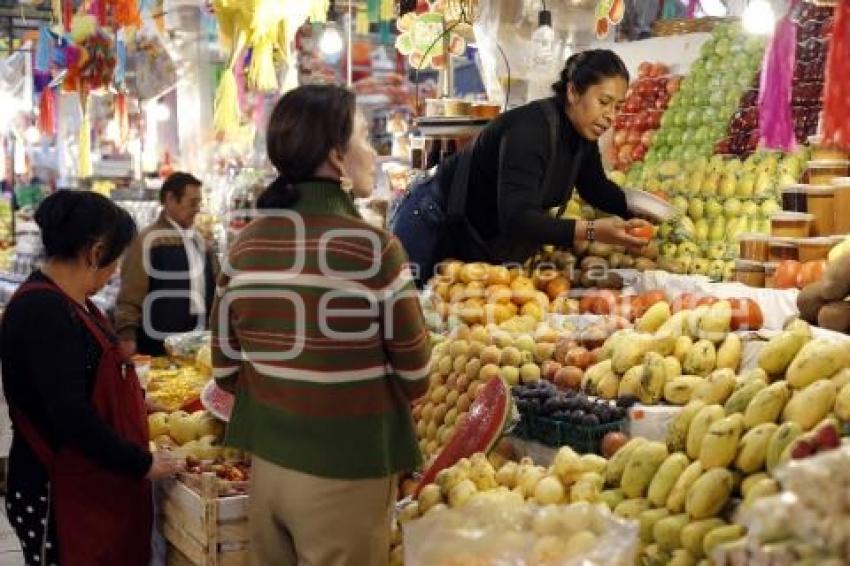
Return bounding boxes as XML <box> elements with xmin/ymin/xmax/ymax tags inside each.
<box><xmin>591</xmin><ymin>290</ymin><xmax>619</xmax><ymax>315</ymax></box>
<box><xmin>696</xmin><ymin>296</ymin><xmax>718</xmax><ymax>307</ymax></box>
<box><xmin>797</xmin><ymin>260</ymin><xmax>827</xmax><ymax>288</ymax></box>
<box><xmin>641</xmin><ymin>290</ymin><xmax>667</xmax><ymax>307</ymax></box>
<box><xmin>729</xmin><ymin>298</ymin><xmax>764</xmax><ymax>331</ymax></box>
<box><xmin>579</xmin><ymin>292</ymin><xmax>598</xmax><ymax>314</ymax></box>
<box><xmin>671</xmin><ymin>292</ymin><xmax>698</xmax><ymax>313</ymax></box>
<box><xmin>774</xmin><ymin>260</ymin><xmax>801</xmax><ymax>289</ymax></box>
<box><xmin>628</xmin><ymin>225</ymin><xmax>655</xmax><ymax>239</ymax></box>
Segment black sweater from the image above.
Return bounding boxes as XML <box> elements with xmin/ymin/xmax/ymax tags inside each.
<box><xmin>438</xmin><ymin>96</ymin><xmax>630</xmax><ymax>247</ymax></box>
<box><xmin>1</xmin><ymin>272</ymin><xmax>152</xmax><ymax>487</ymax></box>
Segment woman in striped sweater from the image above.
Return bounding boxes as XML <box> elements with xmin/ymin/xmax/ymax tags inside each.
<box><xmin>211</xmin><ymin>85</ymin><xmax>432</xmax><ymax>566</ymax></box>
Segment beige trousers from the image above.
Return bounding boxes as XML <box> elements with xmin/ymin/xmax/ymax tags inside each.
<box><xmin>248</xmin><ymin>455</ymin><xmax>397</xmax><ymax>566</ymax></box>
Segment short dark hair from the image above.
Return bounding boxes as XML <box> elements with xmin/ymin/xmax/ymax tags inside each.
<box><xmin>160</xmin><ymin>172</ymin><xmax>202</xmax><ymax>204</ymax></box>
<box><xmin>35</xmin><ymin>191</ymin><xmax>137</xmax><ymax>267</ymax></box>
<box><xmin>257</xmin><ymin>85</ymin><xmax>357</xmax><ymax>209</ymax></box>
<box><xmin>552</xmin><ymin>49</ymin><xmax>630</xmax><ymax>104</ymax></box>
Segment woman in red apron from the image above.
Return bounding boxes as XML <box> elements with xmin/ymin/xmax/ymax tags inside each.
<box><xmin>0</xmin><ymin>191</ymin><xmax>184</xmax><ymax>565</ymax></box>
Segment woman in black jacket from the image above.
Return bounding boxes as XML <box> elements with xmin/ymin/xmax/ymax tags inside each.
<box><xmin>392</xmin><ymin>49</ymin><xmax>652</xmax><ymax>284</ymax></box>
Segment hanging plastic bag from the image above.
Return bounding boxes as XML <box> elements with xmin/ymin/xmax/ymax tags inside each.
<box><xmin>821</xmin><ymin>0</ymin><xmax>850</xmax><ymax>149</ymax></box>
<box><xmin>759</xmin><ymin>4</ymin><xmax>797</xmax><ymax>151</ymax></box>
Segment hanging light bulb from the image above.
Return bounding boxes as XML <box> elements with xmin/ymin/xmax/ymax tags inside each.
<box><xmin>319</xmin><ymin>22</ymin><xmax>344</xmax><ymax>55</ymax></box>
<box><xmin>531</xmin><ymin>6</ymin><xmax>555</xmax><ymax>66</ymax></box>
<box><xmin>742</xmin><ymin>0</ymin><xmax>776</xmax><ymax>35</ymax></box>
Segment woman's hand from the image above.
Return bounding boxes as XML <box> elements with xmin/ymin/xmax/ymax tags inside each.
<box><xmin>146</xmin><ymin>450</ymin><xmax>185</xmax><ymax>480</ymax></box>
<box><xmin>576</xmin><ymin>217</ymin><xmax>654</xmax><ymax>250</ymax></box>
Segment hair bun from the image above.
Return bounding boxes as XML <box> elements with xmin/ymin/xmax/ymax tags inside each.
<box><xmin>256</xmin><ymin>176</ymin><xmax>301</xmax><ymax>209</ymax></box>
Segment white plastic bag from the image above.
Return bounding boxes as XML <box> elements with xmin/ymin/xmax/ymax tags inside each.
<box><xmin>403</xmin><ymin>500</ymin><xmax>638</xmax><ymax>565</ymax></box>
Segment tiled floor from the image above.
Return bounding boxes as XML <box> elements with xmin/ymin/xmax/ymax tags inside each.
<box><xmin>0</xmin><ymin>499</ymin><xmax>23</xmax><ymax>565</ymax></box>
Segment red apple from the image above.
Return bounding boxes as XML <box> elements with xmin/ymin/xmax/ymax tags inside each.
<box><xmin>641</xmin><ymin>129</ymin><xmax>655</xmax><ymax>146</ymax></box>
<box><xmin>624</xmin><ymin>98</ymin><xmax>640</xmax><ymax>113</ymax></box>
<box><xmin>614</xmin><ymin>114</ymin><xmax>629</xmax><ymax>129</ymax></box>
<box><xmin>654</xmin><ymin>94</ymin><xmax>670</xmax><ymax>109</ymax></box>
<box><xmin>618</xmin><ymin>144</ymin><xmax>634</xmax><ymax>165</ymax></box>
<box><xmin>613</xmin><ymin>130</ymin><xmax>628</xmax><ymax>147</ymax></box>
<box><xmin>638</xmin><ymin>62</ymin><xmax>652</xmax><ymax>78</ymax></box>
<box><xmin>631</xmin><ymin>144</ymin><xmax>647</xmax><ymax>161</ymax></box>
<box><xmin>649</xmin><ymin>62</ymin><xmax>668</xmax><ymax>77</ymax></box>
<box><xmin>627</xmin><ymin>128</ymin><xmax>642</xmax><ymax>144</ymax></box>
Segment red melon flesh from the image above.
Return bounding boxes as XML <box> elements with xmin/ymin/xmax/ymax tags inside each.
<box><xmin>415</xmin><ymin>377</ymin><xmax>511</xmax><ymax>496</ymax></box>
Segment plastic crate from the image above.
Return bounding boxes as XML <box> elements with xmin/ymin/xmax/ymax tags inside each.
<box><xmin>530</xmin><ymin>416</ymin><xmax>626</xmax><ymax>454</ymax></box>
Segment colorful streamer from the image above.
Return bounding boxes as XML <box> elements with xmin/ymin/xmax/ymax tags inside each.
<box><xmin>822</xmin><ymin>0</ymin><xmax>850</xmax><ymax>149</ymax></box>
<box><xmin>758</xmin><ymin>7</ymin><xmax>797</xmax><ymax>151</ymax></box>
<box><xmin>35</xmin><ymin>25</ymin><xmax>54</xmax><ymax>72</ymax></box>
<box><xmin>38</xmin><ymin>88</ymin><xmax>56</xmax><ymax>138</ymax></box>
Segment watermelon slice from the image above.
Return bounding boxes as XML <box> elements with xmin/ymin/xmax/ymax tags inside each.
<box><xmin>415</xmin><ymin>377</ymin><xmax>512</xmax><ymax>496</ymax></box>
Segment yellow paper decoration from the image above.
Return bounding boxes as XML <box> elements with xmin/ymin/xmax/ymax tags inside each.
<box><xmin>213</xmin><ymin>31</ymin><xmax>246</xmax><ymax>135</ymax></box>
<box><xmin>356</xmin><ymin>10</ymin><xmax>370</xmax><ymax>35</ymax></box>
<box><xmin>309</xmin><ymin>0</ymin><xmax>330</xmax><ymax>22</ymax></box>
<box><xmin>380</xmin><ymin>0</ymin><xmax>393</xmax><ymax>20</ymax></box>
<box><xmin>79</xmin><ymin>103</ymin><xmax>92</xmax><ymax>178</ymax></box>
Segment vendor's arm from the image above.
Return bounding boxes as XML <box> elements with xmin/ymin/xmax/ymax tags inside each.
<box><xmin>22</xmin><ymin>294</ymin><xmax>152</xmax><ymax>478</ymax></box>
<box><xmin>497</xmin><ymin>119</ymin><xmax>579</xmax><ymax>247</ymax></box>
<box><xmin>574</xmin><ymin>146</ymin><xmax>632</xmax><ymax>218</ymax></box>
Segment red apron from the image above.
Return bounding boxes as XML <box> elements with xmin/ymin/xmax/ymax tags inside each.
<box><xmin>8</xmin><ymin>281</ymin><xmax>152</xmax><ymax>566</ymax></box>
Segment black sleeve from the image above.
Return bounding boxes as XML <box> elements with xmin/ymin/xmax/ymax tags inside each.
<box><xmin>497</xmin><ymin>117</ymin><xmax>578</xmax><ymax>246</ymax></box>
<box><xmin>20</xmin><ymin>294</ymin><xmax>152</xmax><ymax>478</ymax></box>
<box><xmin>575</xmin><ymin>145</ymin><xmax>632</xmax><ymax>218</ymax></box>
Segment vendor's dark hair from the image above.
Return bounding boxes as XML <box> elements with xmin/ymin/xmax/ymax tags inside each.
<box><xmin>160</xmin><ymin>172</ymin><xmax>202</xmax><ymax>204</ymax></box>
<box><xmin>257</xmin><ymin>85</ymin><xmax>357</xmax><ymax>209</ymax></box>
<box><xmin>552</xmin><ymin>49</ymin><xmax>629</xmax><ymax>104</ymax></box>
<box><xmin>35</xmin><ymin>190</ymin><xmax>137</xmax><ymax>267</ymax></box>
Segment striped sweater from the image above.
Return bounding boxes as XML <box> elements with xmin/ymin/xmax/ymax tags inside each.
<box><xmin>211</xmin><ymin>180</ymin><xmax>431</xmax><ymax>479</ymax></box>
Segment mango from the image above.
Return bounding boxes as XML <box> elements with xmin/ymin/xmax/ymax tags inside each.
<box><xmin>782</xmin><ymin>379</ymin><xmax>837</xmax><ymax>431</ymax></box>
<box><xmin>766</xmin><ymin>421</ymin><xmax>802</xmax><ymax>473</ymax></box>
<box><xmin>667</xmin><ymin>400</ymin><xmax>706</xmax><ymax>453</ymax></box>
<box><xmin>698</xmin><ymin>414</ymin><xmax>744</xmax><ymax>469</ymax></box>
<box><xmin>758</xmin><ymin>330</ymin><xmax>810</xmax><ymax>377</ymax></box>
<box><xmin>735</xmin><ymin>423</ymin><xmax>778</xmax><ymax>474</ymax></box>
<box><xmin>667</xmin><ymin>461</ymin><xmax>704</xmax><ymax>514</ymax></box>
<box><xmin>715</xmin><ymin>333</ymin><xmax>741</xmax><ymax>370</ymax></box>
<box><xmin>648</xmin><ymin>452</ymin><xmax>690</xmax><ymax>507</ymax></box>
<box><xmin>681</xmin><ymin>518</ymin><xmax>725</xmax><ymax>558</ymax></box>
<box><xmin>724</xmin><ymin>378</ymin><xmax>766</xmax><ymax>416</ymax></box>
<box><xmin>687</xmin><ymin>404</ymin><xmax>725</xmax><ymax>460</ymax></box>
<box><xmin>786</xmin><ymin>338</ymin><xmax>850</xmax><ymax>389</ymax></box>
<box><xmin>686</xmin><ymin>468</ymin><xmax>733</xmax><ymax>520</ymax></box>
<box><xmin>621</xmin><ymin>441</ymin><xmax>669</xmax><ymax>498</ymax></box>
<box><xmin>743</xmin><ymin>381</ymin><xmax>790</xmax><ymax>429</ymax></box>
<box><xmin>654</xmin><ymin>513</ymin><xmax>690</xmax><ymax>552</ymax></box>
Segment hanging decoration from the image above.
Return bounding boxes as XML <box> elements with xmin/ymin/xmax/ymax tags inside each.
<box><xmin>38</xmin><ymin>87</ymin><xmax>56</xmax><ymax>138</ymax></box>
<box><xmin>594</xmin><ymin>0</ymin><xmax>625</xmax><ymax>39</ymax></box>
<box><xmin>758</xmin><ymin>5</ymin><xmax>797</xmax><ymax>152</ymax></box>
<box><xmin>395</xmin><ymin>7</ymin><xmax>465</xmax><ymax>70</ymax></box>
<box><xmin>79</xmin><ymin>99</ymin><xmax>93</xmax><ymax>178</ymax></box>
<box><xmin>213</xmin><ymin>31</ymin><xmax>246</xmax><ymax>135</ymax></box>
<box><xmin>115</xmin><ymin>91</ymin><xmax>129</xmax><ymax>143</ymax></box>
<box><xmin>821</xmin><ymin>0</ymin><xmax>850</xmax><ymax>150</ymax></box>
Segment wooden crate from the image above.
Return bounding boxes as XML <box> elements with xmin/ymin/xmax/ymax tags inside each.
<box><xmin>162</xmin><ymin>473</ymin><xmax>250</xmax><ymax>566</ymax></box>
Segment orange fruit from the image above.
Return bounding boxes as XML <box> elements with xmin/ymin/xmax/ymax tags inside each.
<box><xmin>459</xmin><ymin>262</ymin><xmax>488</xmax><ymax>284</ymax></box>
<box><xmin>485</xmin><ymin>265</ymin><xmax>511</xmax><ymax>286</ymax></box>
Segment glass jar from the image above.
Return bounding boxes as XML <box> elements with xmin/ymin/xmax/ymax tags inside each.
<box><xmin>769</xmin><ymin>237</ymin><xmax>799</xmax><ymax>262</ymax></box>
<box><xmin>735</xmin><ymin>259</ymin><xmax>766</xmax><ymax>288</ymax></box>
<box><xmin>738</xmin><ymin>233</ymin><xmax>770</xmax><ymax>261</ymax></box>
<box><xmin>806</xmin><ymin>160</ymin><xmax>850</xmax><ymax>185</ymax></box>
<box><xmin>771</xmin><ymin>212</ymin><xmax>814</xmax><ymax>238</ymax></box>
<box><xmin>781</xmin><ymin>185</ymin><xmax>808</xmax><ymax>212</ymax></box>
<box><xmin>803</xmin><ymin>185</ymin><xmax>836</xmax><ymax>236</ymax></box>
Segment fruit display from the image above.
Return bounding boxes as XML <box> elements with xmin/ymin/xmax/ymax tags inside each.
<box><xmin>627</xmin><ymin>151</ymin><xmax>807</xmax><ymax>277</ymax></box>
<box><xmin>797</xmin><ymin>252</ymin><xmax>850</xmax><ymax>333</ymax></box>
<box><xmin>148</xmin><ymin>409</ymin><xmax>226</xmax><ymax>459</ymax></box>
<box><xmin>146</xmin><ymin>363</ymin><xmax>212</xmax><ymax>411</ymax></box>
<box><xmin>791</xmin><ymin>1</ymin><xmax>835</xmax><ymax>144</ymax></box>
<box><xmin>717</xmin><ymin>72</ymin><xmax>761</xmax><ymax>158</ymax></box>
<box><xmin>413</xmin><ymin>317</ymin><xmax>629</xmax><ymax>460</ymax></box>
<box><xmin>182</xmin><ymin>456</ymin><xmax>251</xmax><ymax>496</ymax></box>
<box><xmin>611</xmin><ymin>61</ymin><xmax>681</xmax><ymax>171</ymax></box>
<box><xmin>643</xmin><ymin>23</ymin><xmax>766</xmax><ymax>164</ymax></box>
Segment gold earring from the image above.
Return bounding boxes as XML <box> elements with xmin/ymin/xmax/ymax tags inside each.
<box><xmin>340</xmin><ymin>176</ymin><xmax>353</xmax><ymax>193</ymax></box>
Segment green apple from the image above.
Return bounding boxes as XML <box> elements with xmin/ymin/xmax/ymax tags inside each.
<box><xmin>760</xmin><ymin>199</ymin><xmax>781</xmax><ymax>217</ymax></box>
<box><xmin>659</xmin><ymin>223</ymin><xmax>673</xmax><ymax>240</ymax></box>
<box><xmin>701</xmin><ymin>173</ymin><xmax>720</xmax><ymax>197</ymax></box>
<box><xmin>723</xmin><ymin>261</ymin><xmax>735</xmax><ymax>281</ymax></box>
<box><xmin>695</xmin><ymin>218</ymin><xmax>710</xmax><ymax>241</ymax></box>
<box><xmin>671</xmin><ymin>196</ymin><xmax>689</xmax><ymax>215</ymax></box>
<box><xmin>723</xmin><ymin>197</ymin><xmax>743</xmax><ymax>217</ymax></box>
<box><xmin>758</xmin><ymin>217</ymin><xmax>771</xmax><ymax>234</ymax></box>
<box><xmin>776</xmin><ymin>173</ymin><xmax>797</xmax><ymax>189</ymax></box>
<box><xmin>746</xmin><ymin>216</ymin><xmax>761</xmax><ymax>234</ymax></box>
<box><xmin>689</xmin><ymin>198</ymin><xmax>706</xmax><ymax>220</ymax></box>
<box><xmin>724</xmin><ymin>158</ymin><xmax>743</xmax><ymax>175</ymax></box>
<box><xmin>754</xmin><ymin>171</ymin><xmax>774</xmax><ymax>197</ymax></box>
<box><xmin>708</xmin><ymin>155</ymin><xmax>726</xmax><ymax>173</ymax></box>
<box><xmin>705</xmin><ymin>197</ymin><xmax>723</xmax><ymax>219</ymax></box>
<box><xmin>727</xmin><ymin>217</ymin><xmax>746</xmax><ymax>241</ymax></box>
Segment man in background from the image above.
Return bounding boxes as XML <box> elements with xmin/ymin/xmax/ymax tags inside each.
<box><xmin>116</xmin><ymin>172</ymin><xmax>218</xmax><ymax>356</ymax></box>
